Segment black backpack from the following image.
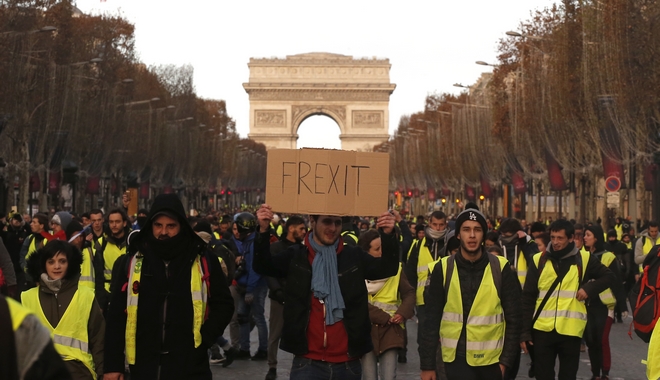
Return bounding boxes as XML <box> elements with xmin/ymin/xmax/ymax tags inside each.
<box><xmin>628</xmin><ymin>245</ymin><xmax>660</xmax><ymax>342</ymax></box>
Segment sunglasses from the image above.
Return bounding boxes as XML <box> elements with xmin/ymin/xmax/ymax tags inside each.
<box><xmin>320</xmin><ymin>218</ymin><xmax>342</xmax><ymax>227</ymax></box>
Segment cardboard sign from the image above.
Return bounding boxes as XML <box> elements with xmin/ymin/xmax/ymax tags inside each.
<box><xmin>266</xmin><ymin>149</ymin><xmax>389</xmax><ymax>216</ymax></box>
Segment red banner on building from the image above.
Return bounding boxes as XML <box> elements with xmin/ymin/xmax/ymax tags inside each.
<box><xmin>545</xmin><ymin>151</ymin><xmax>567</xmax><ymax>191</ymax></box>
<box><xmin>480</xmin><ymin>174</ymin><xmax>493</xmax><ymax>199</ymax></box>
<box><xmin>511</xmin><ymin>171</ymin><xmax>527</xmax><ymax>195</ymax></box>
<box><xmin>644</xmin><ymin>163</ymin><xmax>656</xmax><ymax>191</ymax></box>
<box><xmin>427</xmin><ymin>187</ymin><xmax>436</xmax><ymax>201</ymax></box>
<box><xmin>465</xmin><ymin>185</ymin><xmax>476</xmax><ymax>201</ymax></box>
<box><xmin>29</xmin><ymin>172</ymin><xmax>40</xmax><ymax>193</ymax></box>
<box><xmin>86</xmin><ymin>177</ymin><xmax>100</xmax><ymax>195</ymax></box>
<box><xmin>48</xmin><ymin>171</ymin><xmax>60</xmax><ymax>195</ymax></box>
<box><xmin>139</xmin><ymin>182</ymin><xmax>150</xmax><ymax>199</ymax></box>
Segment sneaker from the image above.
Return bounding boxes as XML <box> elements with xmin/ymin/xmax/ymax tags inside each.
<box><xmin>265</xmin><ymin>367</ymin><xmax>277</xmax><ymax>380</ymax></box>
<box><xmin>236</xmin><ymin>349</ymin><xmax>252</xmax><ymax>360</ymax></box>
<box><xmin>210</xmin><ymin>352</ymin><xmax>226</xmax><ymax>364</ymax></box>
<box><xmin>251</xmin><ymin>349</ymin><xmax>268</xmax><ymax>361</ymax></box>
<box><xmin>222</xmin><ymin>347</ymin><xmax>238</xmax><ymax>368</ymax></box>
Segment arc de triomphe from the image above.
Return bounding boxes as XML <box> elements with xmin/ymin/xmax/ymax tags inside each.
<box><xmin>243</xmin><ymin>53</ymin><xmax>396</xmax><ymax>151</ymax></box>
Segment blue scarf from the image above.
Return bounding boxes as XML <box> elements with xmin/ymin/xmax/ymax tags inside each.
<box><xmin>308</xmin><ymin>232</ymin><xmax>345</xmax><ymax>325</ymax></box>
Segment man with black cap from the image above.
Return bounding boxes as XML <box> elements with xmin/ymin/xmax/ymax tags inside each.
<box><xmin>419</xmin><ymin>205</ymin><xmax>522</xmax><ymax>380</ymax></box>
<box><xmin>103</xmin><ymin>194</ymin><xmax>234</xmax><ymax>380</ymax></box>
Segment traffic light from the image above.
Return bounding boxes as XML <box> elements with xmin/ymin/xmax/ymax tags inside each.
<box><xmin>455</xmin><ymin>198</ymin><xmax>460</xmax><ymax>203</ymax></box>
<box><xmin>407</xmin><ymin>190</ymin><xmax>413</xmax><ymax>197</ymax></box>
<box><xmin>441</xmin><ymin>197</ymin><xmax>446</xmax><ymax>204</ymax></box>
<box><xmin>479</xmin><ymin>194</ymin><xmax>485</xmax><ymax>204</ymax></box>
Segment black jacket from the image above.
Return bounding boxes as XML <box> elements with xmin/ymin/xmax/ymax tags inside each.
<box><xmin>418</xmin><ymin>250</ymin><xmax>522</xmax><ymax>370</ymax></box>
<box><xmin>266</xmin><ymin>238</ymin><xmax>299</xmax><ymax>303</ymax></box>
<box><xmin>520</xmin><ymin>245</ymin><xmax>615</xmax><ymax>342</ymax></box>
<box><xmin>252</xmin><ymin>230</ymin><xmax>399</xmax><ymax>358</ymax></box>
<box><xmin>605</xmin><ymin>240</ymin><xmax>631</xmax><ymax>280</ymax></box>
<box><xmin>104</xmin><ymin>194</ymin><xmax>234</xmax><ymax>380</ymax></box>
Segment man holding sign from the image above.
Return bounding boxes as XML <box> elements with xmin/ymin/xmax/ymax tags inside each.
<box><xmin>253</xmin><ymin>204</ymin><xmax>399</xmax><ymax>380</ymax></box>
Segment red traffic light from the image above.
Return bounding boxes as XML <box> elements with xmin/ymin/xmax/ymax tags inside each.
<box><xmin>407</xmin><ymin>191</ymin><xmax>412</xmax><ymax>197</ymax></box>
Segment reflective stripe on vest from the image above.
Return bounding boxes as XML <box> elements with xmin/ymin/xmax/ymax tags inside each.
<box><xmin>532</xmin><ymin>250</ymin><xmax>590</xmax><ymax>337</ymax></box>
<box><xmin>416</xmin><ymin>238</ymin><xmax>435</xmax><ymax>306</ymax></box>
<box><xmin>79</xmin><ymin>247</ymin><xmax>95</xmax><ymax>289</ymax></box>
<box><xmin>6</xmin><ymin>296</ymin><xmax>31</xmax><ymax>330</ymax></box>
<box><xmin>125</xmin><ymin>253</ymin><xmax>208</xmax><ymax>365</ymax></box>
<box><xmin>598</xmin><ymin>252</ymin><xmax>617</xmax><ymax>309</ymax></box>
<box><xmin>439</xmin><ymin>255</ymin><xmax>508</xmax><ymax>366</ymax></box>
<box><xmin>103</xmin><ymin>243</ymin><xmax>126</xmax><ymax>292</ymax></box>
<box><xmin>21</xmin><ymin>286</ymin><xmax>97</xmax><ymax>379</ymax></box>
<box><xmin>368</xmin><ymin>264</ymin><xmax>403</xmax><ymax>327</ymax></box>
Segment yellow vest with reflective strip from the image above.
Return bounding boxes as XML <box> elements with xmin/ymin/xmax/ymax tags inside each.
<box><xmin>24</xmin><ymin>236</ymin><xmax>47</xmax><ymax>272</ymax></box>
<box><xmin>532</xmin><ymin>250</ymin><xmax>590</xmax><ymax>337</ymax></box>
<box><xmin>6</xmin><ymin>296</ymin><xmax>31</xmax><ymax>330</ymax></box>
<box><xmin>79</xmin><ymin>247</ymin><xmax>95</xmax><ymax>290</ymax></box>
<box><xmin>517</xmin><ymin>252</ymin><xmax>529</xmax><ymax>288</ymax></box>
<box><xmin>639</xmin><ymin>236</ymin><xmax>660</xmax><ymax>274</ymax></box>
<box><xmin>598</xmin><ymin>252</ymin><xmax>617</xmax><ymax>310</ymax></box>
<box><xmin>615</xmin><ymin>225</ymin><xmax>623</xmax><ymax>240</ymax></box>
<box><xmin>102</xmin><ymin>242</ymin><xmax>126</xmax><ymax>292</ymax></box>
<box><xmin>21</xmin><ymin>286</ymin><xmax>97</xmax><ymax>379</ymax></box>
<box><xmin>125</xmin><ymin>253</ymin><xmax>208</xmax><ymax>365</ymax></box>
<box><xmin>440</xmin><ymin>254</ymin><xmax>508</xmax><ymax>366</ymax></box>
<box><xmin>415</xmin><ymin>237</ymin><xmax>436</xmax><ymax>306</ymax></box>
<box><xmin>368</xmin><ymin>264</ymin><xmax>403</xmax><ymax>327</ymax></box>
<box><xmin>647</xmin><ymin>320</ymin><xmax>660</xmax><ymax>379</ymax></box>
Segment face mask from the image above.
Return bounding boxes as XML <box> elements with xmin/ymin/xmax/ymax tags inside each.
<box><xmin>499</xmin><ymin>234</ymin><xmax>519</xmax><ymax>245</ymax></box>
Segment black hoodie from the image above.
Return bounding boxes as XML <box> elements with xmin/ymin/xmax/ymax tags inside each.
<box><xmin>104</xmin><ymin>194</ymin><xmax>234</xmax><ymax>380</ymax></box>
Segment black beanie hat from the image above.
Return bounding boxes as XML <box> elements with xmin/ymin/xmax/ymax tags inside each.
<box><xmin>585</xmin><ymin>224</ymin><xmax>605</xmax><ymax>252</ymax></box>
<box><xmin>455</xmin><ymin>205</ymin><xmax>488</xmax><ymax>241</ymax></box>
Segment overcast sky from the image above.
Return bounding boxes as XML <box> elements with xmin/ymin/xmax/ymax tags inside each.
<box><xmin>76</xmin><ymin>0</ymin><xmax>555</xmax><ymax>149</ymax></box>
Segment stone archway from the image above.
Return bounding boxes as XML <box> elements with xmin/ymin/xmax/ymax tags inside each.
<box><xmin>243</xmin><ymin>53</ymin><xmax>396</xmax><ymax>151</ymax></box>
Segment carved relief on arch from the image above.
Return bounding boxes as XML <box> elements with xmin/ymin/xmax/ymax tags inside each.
<box><xmin>291</xmin><ymin>105</ymin><xmax>346</xmax><ymax>132</ymax></box>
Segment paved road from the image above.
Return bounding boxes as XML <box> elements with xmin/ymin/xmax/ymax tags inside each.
<box><xmin>212</xmin><ymin>299</ymin><xmax>650</xmax><ymax>380</ymax></box>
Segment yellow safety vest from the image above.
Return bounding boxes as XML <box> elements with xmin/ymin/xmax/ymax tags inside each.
<box><xmin>24</xmin><ymin>235</ymin><xmax>47</xmax><ymax>271</ymax></box>
<box><xmin>369</xmin><ymin>264</ymin><xmax>404</xmax><ymax>328</ymax></box>
<box><xmin>102</xmin><ymin>242</ymin><xmax>126</xmax><ymax>292</ymax></box>
<box><xmin>125</xmin><ymin>253</ymin><xmax>208</xmax><ymax>365</ymax></box>
<box><xmin>647</xmin><ymin>320</ymin><xmax>660</xmax><ymax>379</ymax></box>
<box><xmin>79</xmin><ymin>247</ymin><xmax>95</xmax><ymax>290</ymax></box>
<box><xmin>6</xmin><ymin>296</ymin><xmax>31</xmax><ymax>330</ymax></box>
<box><xmin>21</xmin><ymin>286</ymin><xmax>97</xmax><ymax>379</ymax></box>
<box><xmin>440</xmin><ymin>254</ymin><xmax>508</xmax><ymax>366</ymax></box>
<box><xmin>639</xmin><ymin>236</ymin><xmax>660</xmax><ymax>274</ymax></box>
<box><xmin>414</xmin><ymin>238</ymin><xmax>438</xmax><ymax>306</ymax></box>
<box><xmin>614</xmin><ymin>225</ymin><xmax>623</xmax><ymax>241</ymax></box>
<box><xmin>517</xmin><ymin>252</ymin><xmax>529</xmax><ymax>289</ymax></box>
<box><xmin>532</xmin><ymin>250</ymin><xmax>590</xmax><ymax>337</ymax></box>
<box><xmin>341</xmin><ymin>230</ymin><xmax>358</xmax><ymax>245</ymax></box>
<box><xmin>213</xmin><ymin>231</ymin><xmax>221</xmax><ymax>240</ymax></box>
<box><xmin>597</xmin><ymin>252</ymin><xmax>617</xmax><ymax>310</ymax></box>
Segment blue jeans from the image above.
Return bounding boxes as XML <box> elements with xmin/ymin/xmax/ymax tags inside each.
<box><xmin>237</xmin><ymin>285</ymin><xmax>268</xmax><ymax>352</ymax></box>
<box><xmin>361</xmin><ymin>348</ymin><xmax>398</xmax><ymax>380</ymax></box>
<box><xmin>290</xmin><ymin>356</ymin><xmax>362</xmax><ymax>380</ymax></box>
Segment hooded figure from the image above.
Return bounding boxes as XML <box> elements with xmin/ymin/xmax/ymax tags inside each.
<box><xmin>103</xmin><ymin>194</ymin><xmax>234</xmax><ymax>380</ymax></box>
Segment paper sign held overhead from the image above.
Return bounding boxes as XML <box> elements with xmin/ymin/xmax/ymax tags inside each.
<box><xmin>266</xmin><ymin>149</ymin><xmax>390</xmax><ymax>216</ymax></box>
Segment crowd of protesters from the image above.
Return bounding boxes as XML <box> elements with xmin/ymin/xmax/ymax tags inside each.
<box><xmin>0</xmin><ymin>197</ymin><xmax>658</xmax><ymax>380</ymax></box>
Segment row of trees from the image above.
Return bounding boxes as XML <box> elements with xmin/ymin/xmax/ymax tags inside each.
<box><xmin>0</xmin><ymin>0</ymin><xmax>266</xmax><ymax>214</ymax></box>
<box><xmin>379</xmin><ymin>0</ymin><xmax>660</xmax><ymax>221</ymax></box>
